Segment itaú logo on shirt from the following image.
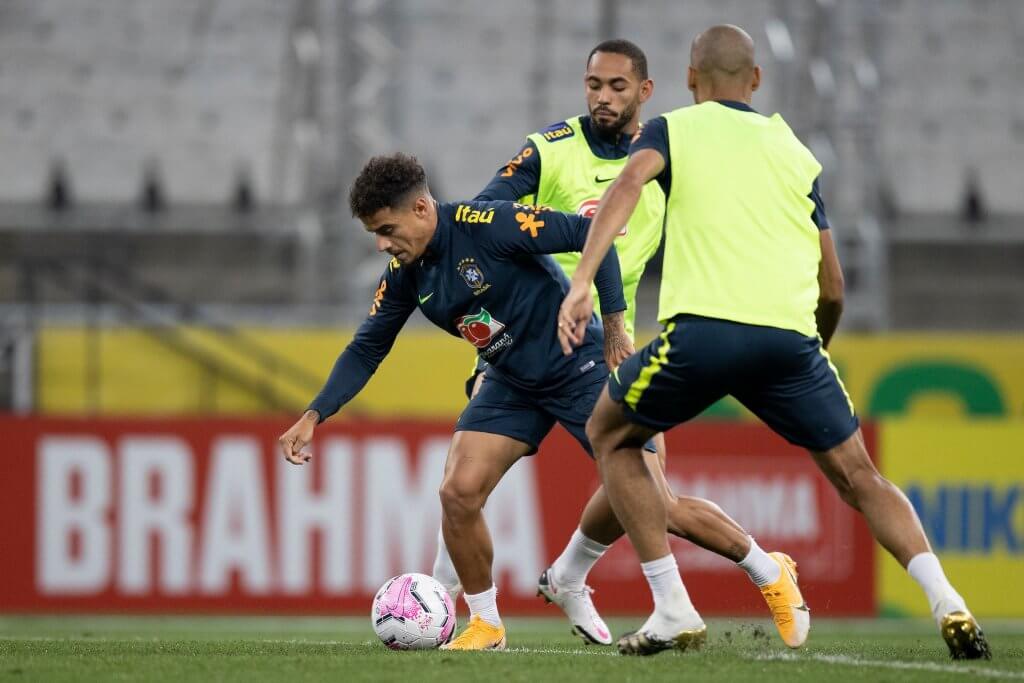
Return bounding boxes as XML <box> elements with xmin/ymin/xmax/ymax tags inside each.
<box><xmin>578</xmin><ymin>198</ymin><xmax>627</xmax><ymax>236</ymax></box>
<box><xmin>456</xmin><ymin>308</ymin><xmax>506</xmax><ymax>348</ymax></box>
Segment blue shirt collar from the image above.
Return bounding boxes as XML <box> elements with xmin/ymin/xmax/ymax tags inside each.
<box><xmin>715</xmin><ymin>99</ymin><xmax>758</xmax><ymax>114</ymax></box>
<box><xmin>579</xmin><ymin>115</ymin><xmax>634</xmax><ymax>160</ymax></box>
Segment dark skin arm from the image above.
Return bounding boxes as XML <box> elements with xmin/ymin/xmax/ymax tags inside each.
<box><xmin>815</xmin><ymin>228</ymin><xmax>844</xmax><ymax>349</ymax></box>
<box><xmin>558</xmin><ymin>148</ymin><xmax>665</xmax><ymax>352</ymax></box>
<box><xmin>601</xmin><ymin>310</ymin><xmax>634</xmax><ymax>369</ymax></box>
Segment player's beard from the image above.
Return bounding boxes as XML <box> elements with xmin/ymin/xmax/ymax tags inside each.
<box><xmin>590</xmin><ymin>100</ymin><xmax>639</xmax><ymax>139</ymax></box>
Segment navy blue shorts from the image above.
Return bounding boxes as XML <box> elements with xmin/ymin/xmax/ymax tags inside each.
<box><xmin>457</xmin><ymin>368</ymin><xmax>655</xmax><ymax>456</ymax></box>
<box><xmin>464</xmin><ymin>357</ymin><xmax>489</xmax><ymax>399</ymax></box>
<box><xmin>608</xmin><ymin>315</ymin><xmax>859</xmax><ymax>452</ymax></box>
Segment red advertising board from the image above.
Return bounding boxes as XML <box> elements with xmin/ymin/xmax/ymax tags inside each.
<box><xmin>0</xmin><ymin>416</ymin><xmax>875</xmax><ymax>615</ymax></box>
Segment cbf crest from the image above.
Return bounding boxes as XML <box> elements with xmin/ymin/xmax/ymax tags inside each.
<box><xmin>457</xmin><ymin>257</ymin><xmax>491</xmax><ymax>296</ymax></box>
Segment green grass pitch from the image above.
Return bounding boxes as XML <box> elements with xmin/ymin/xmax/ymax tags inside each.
<box><xmin>1</xmin><ymin>615</ymin><xmax>1022</xmax><ymax>681</ymax></box>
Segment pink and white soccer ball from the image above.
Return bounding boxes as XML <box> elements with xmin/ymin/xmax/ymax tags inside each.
<box><xmin>371</xmin><ymin>573</ymin><xmax>457</xmax><ymax>650</ymax></box>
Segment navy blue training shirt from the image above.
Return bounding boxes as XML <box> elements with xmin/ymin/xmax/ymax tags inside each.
<box><xmin>630</xmin><ymin>100</ymin><xmax>831</xmax><ymax>229</ymax></box>
<box><xmin>308</xmin><ymin>200</ymin><xmax>626</xmax><ymax>421</ymax></box>
<box><xmin>475</xmin><ymin>115</ymin><xmax>635</xmax><ymax>201</ymax></box>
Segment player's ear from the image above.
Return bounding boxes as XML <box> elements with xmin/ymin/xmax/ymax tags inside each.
<box><xmin>687</xmin><ymin>66</ymin><xmax>698</xmax><ymax>94</ymax></box>
<box><xmin>751</xmin><ymin>65</ymin><xmax>762</xmax><ymax>92</ymax></box>
<box><xmin>639</xmin><ymin>78</ymin><xmax>654</xmax><ymax>103</ymax></box>
<box><xmin>412</xmin><ymin>194</ymin><xmax>429</xmax><ymax>217</ymax></box>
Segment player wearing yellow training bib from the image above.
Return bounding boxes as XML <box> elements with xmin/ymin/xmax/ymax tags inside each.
<box><xmin>560</xmin><ymin>25</ymin><xmax>989</xmax><ymax>660</ymax></box>
<box><xmin>432</xmin><ymin>39</ymin><xmax>806</xmax><ymax>653</ymax></box>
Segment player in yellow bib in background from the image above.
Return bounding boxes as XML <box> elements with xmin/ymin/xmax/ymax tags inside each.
<box><xmin>431</xmin><ymin>39</ymin><xmax>807</xmax><ymax>649</ymax></box>
<box><xmin>559</xmin><ymin>25</ymin><xmax>989</xmax><ymax>659</ymax></box>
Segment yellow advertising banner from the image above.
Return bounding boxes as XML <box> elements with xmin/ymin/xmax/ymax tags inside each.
<box><xmin>878</xmin><ymin>420</ymin><xmax>1024</xmax><ymax>617</ymax></box>
<box><xmin>36</xmin><ymin>326</ymin><xmax>470</xmax><ymax>417</ymax></box>
<box><xmin>36</xmin><ymin>329</ymin><xmax>1024</xmax><ymax>419</ymax></box>
<box><xmin>828</xmin><ymin>335</ymin><xmax>1024</xmax><ymax>419</ymax></box>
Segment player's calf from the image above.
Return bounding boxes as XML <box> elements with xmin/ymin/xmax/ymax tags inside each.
<box><xmin>815</xmin><ymin>433</ymin><xmax>990</xmax><ymax>659</ymax></box>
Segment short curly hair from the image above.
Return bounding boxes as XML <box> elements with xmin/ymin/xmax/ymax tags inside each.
<box><xmin>588</xmin><ymin>39</ymin><xmax>648</xmax><ymax>80</ymax></box>
<box><xmin>349</xmin><ymin>153</ymin><xmax>427</xmax><ymax>218</ymax></box>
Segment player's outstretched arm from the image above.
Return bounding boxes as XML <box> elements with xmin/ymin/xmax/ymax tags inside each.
<box><xmin>558</xmin><ymin>148</ymin><xmax>664</xmax><ymax>353</ymax></box>
<box><xmin>278</xmin><ymin>264</ymin><xmax>416</xmax><ymax>465</ymax></box>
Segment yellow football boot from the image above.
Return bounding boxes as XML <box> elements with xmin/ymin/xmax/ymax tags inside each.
<box><xmin>439</xmin><ymin>615</ymin><xmax>507</xmax><ymax>651</ymax></box>
<box><xmin>759</xmin><ymin>552</ymin><xmax>810</xmax><ymax>648</ymax></box>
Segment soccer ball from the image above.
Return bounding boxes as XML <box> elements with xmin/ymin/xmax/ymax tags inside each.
<box><xmin>371</xmin><ymin>573</ymin><xmax>456</xmax><ymax>650</ymax></box>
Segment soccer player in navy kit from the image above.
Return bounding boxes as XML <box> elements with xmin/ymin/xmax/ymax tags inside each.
<box><xmin>278</xmin><ymin>153</ymin><xmax>630</xmax><ymax>650</ymax></box>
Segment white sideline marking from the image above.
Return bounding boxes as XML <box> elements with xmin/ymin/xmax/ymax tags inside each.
<box><xmin>259</xmin><ymin>638</ymin><xmax>344</xmax><ymax>646</ymax></box>
<box><xmin>5</xmin><ymin>634</ymin><xmax>1021</xmax><ymax>678</ymax></box>
<box><xmin>752</xmin><ymin>652</ymin><xmax>1024</xmax><ymax>680</ymax></box>
<box><xmin>502</xmin><ymin>646</ymin><xmax>616</xmax><ymax>657</ymax></box>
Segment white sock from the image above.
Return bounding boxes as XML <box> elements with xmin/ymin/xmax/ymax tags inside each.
<box><xmin>907</xmin><ymin>552</ymin><xmax>966</xmax><ymax>621</ymax></box>
<box><xmin>737</xmin><ymin>537</ymin><xmax>781</xmax><ymax>587</ymax></box>
<box><xmin>551</xmin><ymin>528</ymin><xmax>610</xmax><ymax>591</ymax></box>
<box><xmin>432</xmin><ymin>527</ymin><xmax>461</xmax><ymax>592</ymax></box>
<box><xmin>464</xmin><ymin>585</ymin><xmax>502</xmax><ymax>628</ymax></box>
<box><xmin>641</xmin><ymin>554</ymin><xmax>695</xmax><ymax>620</ymax></box>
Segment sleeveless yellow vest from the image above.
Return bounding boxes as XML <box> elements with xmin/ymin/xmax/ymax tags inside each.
<box><xmin>526</xmin><ymin>116</ymin><xmax>665</xmax><ymax>340</ymax></box>
<box><xmin>660</xmin><ymin>102</ymin><xmax>822</xmax><ymax>337</ymax></box>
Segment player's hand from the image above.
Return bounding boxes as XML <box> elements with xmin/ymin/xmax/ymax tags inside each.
<box><xmin>279</xmin><ymin>410</ymin><xmax>319</xmax><ymax>465</ymax></box>
<box><xmin>602</xmin><ymin>312</ymin><xmax>634</xmax><ymax>369</ymax></box>
<box><xmin>558</xmin><ymin>280</ymin><xmax>594</xmax><ymax>354</ymax></box>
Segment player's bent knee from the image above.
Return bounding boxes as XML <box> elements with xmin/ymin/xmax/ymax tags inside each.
<box><xmin>660</xmin><ymin>489</ymin><xmax>680</xmax><ymax>509</ymax></box>
<box><xmin>821</xmin><ymin>466</ymin><xmax>861</xmax><ymax>510</ymax></box>
<box><xmin>439</xmin><ymin>475</ymin><xmax>486</xmax><ymax>520</ymax></box>
<box><xmin>849</xmin><ymin>466</ymin><xmax>889</xmax><ymax>500</ymax></box>
<box><xmin>813</xmin><ymin>429</ymin><xmax>881</xmax><ymax>510</ymax></box>
<box><xmin>832</xmin><ymin>465</ymin><xmax>889</xmax><ymax>512</ymax></box>
<box><xmin>585</xmin><ymin>389</ymin><xmax>626</xmax><ymax>451</ymax></box>
<box><xmin>677</xmin><ymin>494</ymin><xmax>720</xmax><ymax>516</ymax></box>
<box><xmin>653</xmin><ymin>471</ymin><xmax>678</xmax><ymax>504</ymax></box>
<box><xmin>584</xmin><ymin>416</ymin><xmax>607</xmax><ymax>453</ymax></box>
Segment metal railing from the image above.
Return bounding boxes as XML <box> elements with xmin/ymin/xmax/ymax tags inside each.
<box><xmin>13</xmin><ymin>256</ymin><xmax>329</xmax><ymax>414</ymax></box>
